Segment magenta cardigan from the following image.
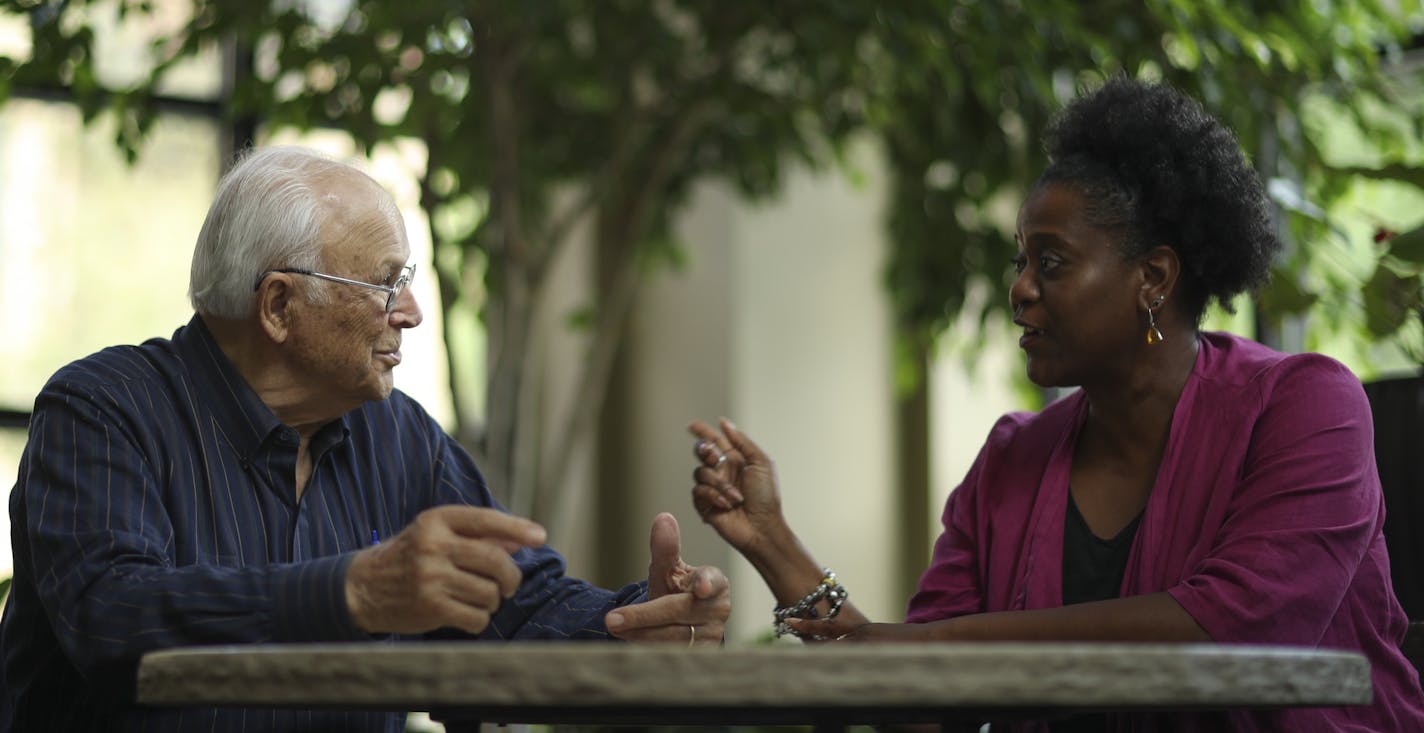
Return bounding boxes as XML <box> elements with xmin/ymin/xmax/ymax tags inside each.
<box><xmin>908</xmin><ymin>332</ymin><xmax>1424</xmax><ymax>731</ymax></box>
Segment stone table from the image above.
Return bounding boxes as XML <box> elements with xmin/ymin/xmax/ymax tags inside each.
<box><xmin>137</xmin><ymin>641</ymin><xmax>1372</xmax><ymax>729</ymax></box>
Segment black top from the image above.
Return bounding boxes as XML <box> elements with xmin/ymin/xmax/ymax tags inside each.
<box><xmin>1050</xmin><ymin>491</ymin><xmax>1144</xmax><ymax>733</ymax></box>
<box><xmin>1062</xmin><ymin>490</ymin><xmax>1143</xmax><ymax>606</ymax></box>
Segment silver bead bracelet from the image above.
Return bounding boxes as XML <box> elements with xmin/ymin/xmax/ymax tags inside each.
<box><xmin>772</xmin><ymin>567</ymin><xmax>849</xmax><ymax>638</ymax></box>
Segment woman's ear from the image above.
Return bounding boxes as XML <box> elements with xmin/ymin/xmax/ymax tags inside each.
<box><xmin>256</xmin><ymin>276</ymin><xmax>295</xmax><ymax>343</ymax></box>
<box><xmin>1139</xmin><ymin>245</ymin><xmax>1181</xmax><ymax>309</ymax></box>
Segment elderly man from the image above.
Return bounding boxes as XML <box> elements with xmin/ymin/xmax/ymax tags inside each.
<box><xmin>0</xmin><ymin>147</ymin><xmax>730</xmax><ymax>732</ymax></box>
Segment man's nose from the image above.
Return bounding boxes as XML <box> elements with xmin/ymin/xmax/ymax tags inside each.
<box><xmin>389</xmin><ymin>287</ymin><xmax>423</xmax><ymax>328</ymax></box>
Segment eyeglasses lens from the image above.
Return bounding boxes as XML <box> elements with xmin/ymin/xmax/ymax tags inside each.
<box><xmin>386</xmin><ymin>269</ymin><xmax>413</xmax><ymax>312</ymax></box>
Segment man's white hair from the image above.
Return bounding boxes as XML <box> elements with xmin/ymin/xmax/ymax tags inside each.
<box><xmin>188</xmin><ymin>146</ymin><xmax>367</xmax><ymax>318</ymax></box>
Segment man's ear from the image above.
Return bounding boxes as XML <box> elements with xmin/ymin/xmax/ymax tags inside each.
<box><xmin>256</xmin><ymin>276</ymin><xmax>296</xmax><ymax>343</ymax></box>
<box><xmin>1139</xmin><ymin>245</ymin><xmax>1181</xmax><ymax>309</ymax></box>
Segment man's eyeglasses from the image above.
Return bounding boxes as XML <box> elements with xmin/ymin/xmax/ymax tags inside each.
<box><xmin>253</xmin><ymin>263</ymin><xmax>416</xmax><ymax>313</ymax></box>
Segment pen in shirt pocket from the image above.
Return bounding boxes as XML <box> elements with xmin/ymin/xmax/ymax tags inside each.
<box><xmin>371</xmin><ymin>529</ymin><xmax>381</xmax><ymax>545</ymax></box>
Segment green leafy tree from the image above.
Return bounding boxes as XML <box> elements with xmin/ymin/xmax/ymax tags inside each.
<box><xmin>1303</xmin><ymin>82</ymin><xmax>1424</xmax><ymax>360</ymax></box>
<box><xmin>0</xmin><ymin>1</ymin><xmax>884</xmax><ymax>523</ymax></box>
<box><xmin>1</xmin><ymin>1</ymin><xmax>1420</xmax><ymax>563</ymax></box>
<box><xmin>870</xmin><ymin>1</ymin><xmax>1423</xmax><ymax>365</ymax></box>
<box><xmin>1366</xmin><ymin>223</ymin><xmax>1424</xmax><ymax>355</ymax></box>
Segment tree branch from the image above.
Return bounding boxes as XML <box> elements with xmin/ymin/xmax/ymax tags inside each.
<box><xmin>529</xmin><ymin>183</ymin><xmax>601</xmax><ymax>290</ymax></box>
<box><xmin>536</xmin><ymin>95</ymin><xmax>718</xmax><ymax>523</ymax></box>
<box><xmin>474</xmin><ymin>17</ymin><xmax>535</xmax><ymax>507</ymax></box>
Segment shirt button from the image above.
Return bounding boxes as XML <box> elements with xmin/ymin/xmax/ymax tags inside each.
<box><xmin>239</xmin><ymin>456</ymin><xmax>251</xmax><ymax>471</ymax></box>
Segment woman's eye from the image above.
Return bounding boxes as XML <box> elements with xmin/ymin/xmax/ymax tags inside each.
<box><xmin>1039</xmin><ymin>255</ymin><xmax>1061</xmax><ymax>272</ymax></box>
<box><xmin>1011</xmin><ymin>255</ymin><xmax>1027</xmax><ymax>275</ymax></box>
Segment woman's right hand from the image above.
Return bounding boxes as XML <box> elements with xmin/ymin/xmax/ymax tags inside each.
<box><xmin>688</xmin><ymin>418</ymin><xmax>786</xmax><ymax>558</ymax></box>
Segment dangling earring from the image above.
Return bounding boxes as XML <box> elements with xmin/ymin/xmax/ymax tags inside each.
<box><xmin>1146</xmin><ymin>296</ymin><xmax>1165</xmax><ymax>345</ymax></box>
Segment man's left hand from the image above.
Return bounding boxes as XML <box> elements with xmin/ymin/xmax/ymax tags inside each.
<box><xmin>604</xmin><ymin>513</ymin><xmax>730</xmax><ymax>646</ymax></box>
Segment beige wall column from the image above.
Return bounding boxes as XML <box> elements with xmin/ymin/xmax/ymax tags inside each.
<box><xmin>614</xmin><ymin>141</ymin><xmax>900</xmax><ymax>643</ymax></box>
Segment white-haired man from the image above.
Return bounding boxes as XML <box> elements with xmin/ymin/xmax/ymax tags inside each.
<box><xmin>0</xmin><ymin>147</ymin><xmax>730</xmax><ymax>732</ymax></box>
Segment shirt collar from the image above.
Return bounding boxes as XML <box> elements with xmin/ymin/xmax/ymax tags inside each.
<box><xmin>173</xmin><ymin>314</ymin><xmax>350</xmax><ymax>459</ymax></box>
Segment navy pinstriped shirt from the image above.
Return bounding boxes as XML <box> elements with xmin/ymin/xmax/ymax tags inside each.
<box><xmin>0</xmin><ymin>316</ymin><xmax>646</xmax><ymax>732</ymax></box>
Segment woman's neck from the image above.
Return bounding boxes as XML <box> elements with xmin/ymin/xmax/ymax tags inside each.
<box><xmin>1079</xmin><ymin>331</ymin><xmax>1199</xmax><ymax>463</ymax></box>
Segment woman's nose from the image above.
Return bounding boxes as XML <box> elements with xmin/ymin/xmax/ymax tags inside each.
<box><xmin>1009</xmin><ymin>267</ymin><xmax>1037</xmax><ymax>311</ymax></box>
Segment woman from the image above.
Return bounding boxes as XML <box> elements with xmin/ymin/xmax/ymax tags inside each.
<box><xmin>689</xmin><ymin>77</ymin><xmax>1424</xmax><ymax>730</ymax></box>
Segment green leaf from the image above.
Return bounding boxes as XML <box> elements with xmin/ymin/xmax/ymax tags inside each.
<box><xmin>1331</xmin><ymin>164</ymin><xmax>1424</xmax><ymax>190</ymax></box>
<box><xmin>0</xmin><ymin>575</ymin><xmax>9</xmax><ymax>602</ymax></box>
<box><xmin>1362</xmin><ymin>265</ymin><xmax>1424</xmax><ymax>337</ymax></box>
<box><xmin>1258</xmin><ymin>268</ymin><xmax>1319</xmax><ymax>316</ymax></box>
<box><xmin>1385</xmin><ymin>225</ymin><xmax>1424</xmax><ymax>266</ymax></box>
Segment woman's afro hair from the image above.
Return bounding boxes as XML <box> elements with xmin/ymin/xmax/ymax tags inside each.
<box><xmin>1038</xmin><ymin>76</ymin><xmax>1280</xmax><ymax>318</ymax></box>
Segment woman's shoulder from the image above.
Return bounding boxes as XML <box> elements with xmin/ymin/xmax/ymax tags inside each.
<box><xmin>1199</xmin><ymin>331</ymin><xmax>1359</xmax><ymax>389</ymax></box>
<box><xmin>984</xmin><ymin>391</ymin><xmax>1084</xmax><ymax>453</ymax></box>
<box><xmin>1196</xmin><ymin>331</ymin><xmax>1366</xmax><ymax>418</ymax></box>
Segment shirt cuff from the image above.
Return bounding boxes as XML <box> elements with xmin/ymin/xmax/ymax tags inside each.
<box><xmin>272</xmin><ymin>552</ymin><xmax>372</xmax><ymax>642</ymax></box>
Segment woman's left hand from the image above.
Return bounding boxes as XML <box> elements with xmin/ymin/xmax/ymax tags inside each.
<box><xmin>787</xmin><ymin>617</ymin><xmax>935</xmax><ymax>643</ymax></box>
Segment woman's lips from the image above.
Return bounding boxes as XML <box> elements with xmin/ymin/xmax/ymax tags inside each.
<box><xmin>1018</xmin><ymin>325</ymin><xmax>1045</xmax><ymax>348</ymax></box>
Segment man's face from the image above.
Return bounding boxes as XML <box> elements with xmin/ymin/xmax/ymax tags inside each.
<box><xmin>285</xmin><ymin>172</ymin><xmax>422</xmax><ymax>412</ymax></box>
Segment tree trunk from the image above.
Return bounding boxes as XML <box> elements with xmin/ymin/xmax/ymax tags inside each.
<box><xmin>477</xmin><ymin>24</ymin><xmax>533</xmax><ymax>510</ymax></box>
<box><xmin>895</xmin><ymin>333</ymin><xmax>933</xmax><ymax>606</ymax></box>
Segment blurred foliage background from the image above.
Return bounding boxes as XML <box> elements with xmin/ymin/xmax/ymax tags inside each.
<box><xmin>0</xmin><ymin>0</ymin><xmax>1421</xmax><ymax>540</ymax></box>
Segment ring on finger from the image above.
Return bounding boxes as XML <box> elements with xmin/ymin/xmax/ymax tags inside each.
<box><xmin>714</xmin><ymin>453</ymin><xmax>727</xmax><ymax>468</ymax></box>
<box><xmin>688</xmin><ymin>624</ymin><xmax>697</xmax><ymax>648</ymax></box>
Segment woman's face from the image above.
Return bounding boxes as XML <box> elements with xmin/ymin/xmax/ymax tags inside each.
<box><xmin>1010</xmin><ymin>181</ymin><xmax>1144</xmax><ymax>389</ymax></box>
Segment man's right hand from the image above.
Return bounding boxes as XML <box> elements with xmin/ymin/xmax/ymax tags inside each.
<box><xmin>344</xmin><ymin>505</ymin><xmax>547</xmax><ymax>635</ymax></box>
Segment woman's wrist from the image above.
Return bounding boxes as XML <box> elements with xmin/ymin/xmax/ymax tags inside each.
<box><xmin>740</xmin><ymin>516</ymin><xmax>801</xmax><ymax>572</ymax></box>
<box><xmin>743</xmin><ymin>521</ymin><xmax>836</xmax><ymax>608</ymax></box>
